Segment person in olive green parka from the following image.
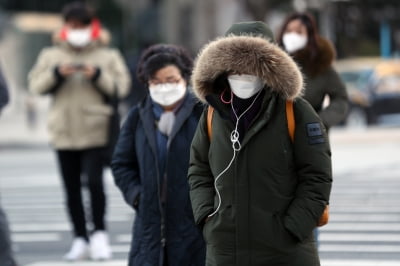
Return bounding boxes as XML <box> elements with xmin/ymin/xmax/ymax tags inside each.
<box><xmin>188</xmin><ymin>21</ymin><xmax>332</xmax><ymax>266</ymax></box>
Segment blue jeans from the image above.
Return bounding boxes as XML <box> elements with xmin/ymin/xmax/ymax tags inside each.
<box><xmin>314</xmin><ymin>228</ymin><xmax>319</xmax><ymax>248</ymax></box>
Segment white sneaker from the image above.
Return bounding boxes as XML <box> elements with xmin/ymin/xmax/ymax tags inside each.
<box><xmin>63</xmin><ymin>237</ymin><xmax>90</xmax><ymax>261</ymax></box>
<box><xmin>90</xmin><ymin>230</ymin><xmax>112</xmax><ymax>260</ymax></box>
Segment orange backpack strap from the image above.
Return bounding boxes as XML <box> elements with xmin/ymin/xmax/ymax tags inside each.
<box><xmin>206</xmin><ymin>106</ymin><xmax>214</xmax><ymax>140</ymax></box>
<box><xmin>285</xmin><ymin>100</ymin><xmax>295</xmax><ymax>143</ymax></box>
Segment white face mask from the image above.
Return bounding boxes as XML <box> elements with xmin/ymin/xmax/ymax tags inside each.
<box><xmin>282</xmin><ymin>32</ymin><xmax>308</xmax><ymax>54</ymax></box>
<box><xmin>227</xmin><ymin>74</ymin><xmax>264</xmax><ymax>99</ymax></box>
<box><xmin>149</xmin><ymin>82</ymin><xmax>186</xmax><ymax>107</ymax></box>
<box><xmin>67</xmin><ymin>28</ymin><xmax>92</xmax><ymax>48</ymax></box>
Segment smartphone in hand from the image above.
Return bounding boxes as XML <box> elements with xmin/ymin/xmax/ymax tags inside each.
<box><xmin>73</xmin><ymin>64</ymin><xmax>85</xmax><ymax>70</ymax></box>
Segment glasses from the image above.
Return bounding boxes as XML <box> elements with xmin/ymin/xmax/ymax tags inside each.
<box><xmin>149</xmin><ymin>77</ymin><xmax>182</xmax><ymax>86</ymax></box>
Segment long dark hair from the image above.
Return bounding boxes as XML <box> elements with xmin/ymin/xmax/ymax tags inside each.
<box><xmin>277</xmin><ymin>12</ymin><xmax>319</xmax><ymax>59</ymax></box>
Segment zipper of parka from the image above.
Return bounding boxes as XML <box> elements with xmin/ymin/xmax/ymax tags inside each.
<box><xmin>161</xmin><ymin>152</ymin><xmax>171</xmax><ymax>247</ymax></box>
<box><xmin>153</xmin><ymin>153</ymin><xmax>166</xmax><ymax>249</ymax></box>
<box><xmin>139</xmin><ymin>105</ymin><xmax>167</xmax><ymax>266</ymax></box>
<box><xmin>234</xmin><ymin>149</ymin><xmax>251</xmax><ymax>266</ymax></box>
<box><xmin>144</xmin><ymin>129</ymin><xmax>166</xmax><ymax>252</ymax></box>
<box><xmin>151</xmin><ymin>148</ymin><xmax>168</xmax><ymax>266</ymax></box>
<box><xmin>233</xmin><ymin>154</ymin><xmax>239</xmax><ymax>265</ymax></box>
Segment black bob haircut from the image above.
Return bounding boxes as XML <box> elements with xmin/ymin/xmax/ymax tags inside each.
<box><xmin>137</xmin><ymin>44</ymin><xmax>193</xmax><ymax>85</ymax></box>
<box><xmin>62</xmin><ymin>1</ymin><xmax>94</xmax><ymax>25</ymax></box>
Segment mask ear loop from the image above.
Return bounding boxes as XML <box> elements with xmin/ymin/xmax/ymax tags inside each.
<box><xmin>220</xmin><ymin>89</ymin><xmax>232</xmax><ymax>104</ymax></box>
<box><xmin>91</xmin><ymin>18</ymin><xmax>102</xmax><ymax>40</ymax></box>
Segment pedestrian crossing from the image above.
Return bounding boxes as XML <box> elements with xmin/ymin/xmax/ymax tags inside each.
<box><xmin>318</xmin><ymin>162</ymin><xmax>400</xmax><ymax>263</ymax></box>
<box><xmin>1</xmin><ymin>143</ymin><xmax>400</xmax><ymax>265</ymax></box>
<box><xmin>0</xmin><ymin>148</ymin><xmax>134</xmax><ymax>265</ymax></box>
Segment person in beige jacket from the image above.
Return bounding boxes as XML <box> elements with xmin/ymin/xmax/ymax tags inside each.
<box><xmin>28</xmin><ymin>2</ymin><xmax>130</xmax><ymax>261</ymax></box>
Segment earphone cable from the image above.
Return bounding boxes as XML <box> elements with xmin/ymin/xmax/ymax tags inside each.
<box><xmin>208</xmin><ymin>89</ymin><xmax>263</xmax><ymax>218</ymax></box>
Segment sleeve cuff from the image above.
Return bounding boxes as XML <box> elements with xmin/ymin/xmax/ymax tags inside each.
<box><xmin>91</xmin><ymin>67</ymin><xmax>101</xmax><ymax>82</ymax></box>
<box><xmin>53</xmin><ymin>66</ymin><xmax>65</xmax><ymax>82</ymax></box>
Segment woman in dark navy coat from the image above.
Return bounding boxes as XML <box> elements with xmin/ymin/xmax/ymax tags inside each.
<box><xmin>111</xmin><ymin>44</ymin><xmax>205</xmax><ymax>266</ymax></box>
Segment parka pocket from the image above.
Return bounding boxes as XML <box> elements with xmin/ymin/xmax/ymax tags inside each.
<box><xmin>132</xmin><ymin>192</ymin><xmax>141</xmax><ymax>212</ymax></box>
<box><xmin>274</xmin><ymin>214</ymin><xmax>299</xmax><ymax>249</ymax></box>
<box><xmin>202</xmin><ymin>215</ymin><xmax>213</xmax><ymax>242</ymax></box>
<box><xmin>202</xmin><ymin>206</ymin><xmax>235</xmax><ymax>254</ymax></box>
<box><xmin>251</xmin><ymin>208</ymin><xmax>298</xmax><ymax>252</ymax></box>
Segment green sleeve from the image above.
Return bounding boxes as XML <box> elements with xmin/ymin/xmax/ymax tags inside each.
<box><xmin>188</xmin><ymin>109</ymin><xmax>215</xmax><ymax>226</ymax></box>
<box><xmin>284</xmin><ymin>98</ymin><xmax>332</xmax><ymax>241</ymax></box>
<box><xmin>318</xmin><ymin>67</ymin><xmax>349</xmax><ymax>128</ymax></box>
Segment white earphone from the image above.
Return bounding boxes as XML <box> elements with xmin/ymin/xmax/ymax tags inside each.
<box><xmin>208</xmin><ymin>89</ymin><xmax>263</xmax><ymax>218</ymax></box>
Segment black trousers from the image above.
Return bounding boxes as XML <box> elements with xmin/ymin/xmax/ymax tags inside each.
<box><xmin>56</xmin><ymin>148</ymin><xmax>106</xmax><ymax>239</ymax></box>
<box><xmin>0</xmin><ymin>205</ymin><xmax>17</xmax><ymax>266</ymax></box>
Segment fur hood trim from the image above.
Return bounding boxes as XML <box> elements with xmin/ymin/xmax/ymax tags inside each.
<box><xmin>192</xmin><ymin>35</ymin><xmax>304</xmax><ymax>102</ymax></box>
<box><xmin>292</xmin><ymin>37</ymin><xmax>335</xmax><ymax>77</ymax></box>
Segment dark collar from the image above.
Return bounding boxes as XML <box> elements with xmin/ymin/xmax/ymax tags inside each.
<box><xmin>139</xmin><ymin>92</ymin><xmax>199</xmax><ymax>147</ymax></box>
<box><xmin>205</xmin><ymin>87</ymin><xmax>273</xmax><ymax>120</ymax></box>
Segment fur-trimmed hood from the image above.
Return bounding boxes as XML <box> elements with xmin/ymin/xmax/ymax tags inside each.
<box><xmin>292</xmin><ymin>36</ymin><xmax>335</xmax><ymax>77</ymax></box>
<box><xmin>192</xmin><ymin>35</ymin><xmax>304</xmax><ymax>102</ymax></box>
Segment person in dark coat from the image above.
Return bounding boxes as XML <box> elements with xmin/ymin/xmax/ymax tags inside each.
<box><xmin>0</xmin><ymin>208</ymin><xmax>17</xmax><ymax>266</ymax></box>
<box><xmin>0</xmin><ymin>67</ymin><xmax>18</xmax><ymax>266</ymax></box>
<box><xmin>277</xmin><ymin>12</ymin><xmax>349</xmax><ymax>129</ymax></box>
<box><xmin>111</xmin><ymin>44</ymin><xmax>206</xmax><ymax>266</ymax></box>
<box><xmin>0</xmin><ymin>67</ymin><xmax>9</xmax><ymax>113</ymax></box>
<box><xmin>277</xmin><ymin>12</ymin><xmax>348</xmax><ymax>243</ymax></box>
<box><xmin>188</xmin><ymin>21</ymin><xmax>332</xmax><ymax>266</ymax></box>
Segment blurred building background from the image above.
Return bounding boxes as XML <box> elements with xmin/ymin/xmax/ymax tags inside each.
<box><xmin>1</xmin><ymin>0</ymin><xmax>400</xmax><ymax>125</ymax></box>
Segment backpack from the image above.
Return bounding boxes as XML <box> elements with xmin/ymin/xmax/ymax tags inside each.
<box><xmin>206</xmin><ymin>100</ymin><xmax>329</xmax><ymax>227</ymax></box>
